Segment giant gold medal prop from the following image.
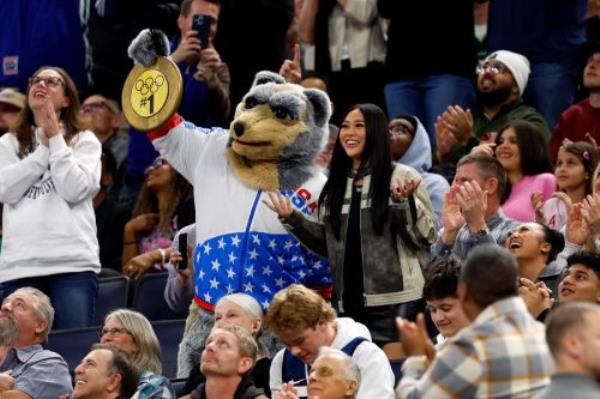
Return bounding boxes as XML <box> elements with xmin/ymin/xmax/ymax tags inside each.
<box><xmin>122</xmin><ymin>57</ymin><xmax>182</xmax><ymax>131</ymax></box>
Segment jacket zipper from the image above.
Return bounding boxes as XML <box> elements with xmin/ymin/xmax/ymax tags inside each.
<box><xmin>238</xmin><ymin>190</ymin><xmax>262</xmax><ymax>289</ymax></box>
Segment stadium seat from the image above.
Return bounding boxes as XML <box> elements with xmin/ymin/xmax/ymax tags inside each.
<box><xmin>152</xmin><ymin>319</ymin><xmax>186</xmax><ymax>379</ymax></box>
<box><xmin>131</xmin><ymin>272</ymin><xmax>186</xmax><ymax>321</ymax></box>
<box><xmin>95</xmin><ymin>275</ymin><xmax>130</xmax><ymax>325</ymax></box>
<box><xmin>46</xmin><ymin>326</ymin><xmax>100</xmax><ymax>374</ymax></box>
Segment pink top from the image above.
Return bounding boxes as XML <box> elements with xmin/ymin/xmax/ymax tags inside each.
<box><xmin>502</xmin><ymin>173</ymin><xmax>556</xmax><ymax>222</ymax></box>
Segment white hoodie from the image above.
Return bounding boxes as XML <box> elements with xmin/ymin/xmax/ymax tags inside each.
<box><xmin>270</xmin><ymin>317</ymin><xmax>395</xmax><ymax>399</ymax></box>
<box><xmin>0</xmin><ymin>130</ymin><xmax>101</xmax><ymax>282</ymax></box>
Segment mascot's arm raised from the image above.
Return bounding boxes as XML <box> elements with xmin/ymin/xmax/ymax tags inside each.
<box><xmin>147</xmin><ymin>113</ymin><xmax>228</xmax><ymax>184</ymax></box>
<box><xmin>128</xmin><ymin>29</ymin><xmax>228</xmax><ymax>183</ymax></box>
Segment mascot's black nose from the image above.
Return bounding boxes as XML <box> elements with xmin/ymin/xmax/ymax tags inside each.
<box><xmin>233</xmin><ymin>122</ymin><xmax>245</xmax><ymax>137</ymax></box>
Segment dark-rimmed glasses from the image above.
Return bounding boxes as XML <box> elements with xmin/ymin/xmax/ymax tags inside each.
<box><xmin>28</xmin><ymin>76</ymin><xmax>64</xmax><ymax>88</ymax></box>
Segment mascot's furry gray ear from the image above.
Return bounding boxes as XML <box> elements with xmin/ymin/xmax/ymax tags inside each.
<box><xmin>252</xmin><ymin>71</ymin><xmax>286</xmax><ymax>87</ymax></box>
<box><xmin>303</xmin><ymin>89</ymin><xmax>331</xmax><ymax>128</ymax></box>
<box><xmin>128</xmin><ymin>29</ymin><xmax>170</xmax><ymax>67</ymax></box>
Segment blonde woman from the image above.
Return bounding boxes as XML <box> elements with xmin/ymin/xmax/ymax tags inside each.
<box><xmin>100</xmin><ymin>309</ymin><xmax>175</xmax><ymax>399</ymax></box>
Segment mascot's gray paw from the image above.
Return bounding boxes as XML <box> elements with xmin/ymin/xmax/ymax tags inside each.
<box><xmin>127</xmin><ymin>29</ymin><xmax>170</xmax><ymax>67</ymax></box>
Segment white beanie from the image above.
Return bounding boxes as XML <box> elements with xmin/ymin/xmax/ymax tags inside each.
<box><xmin>483</xmin><ymin>50</ymin><xmax>531</xmax><ymax>96</ymax></box>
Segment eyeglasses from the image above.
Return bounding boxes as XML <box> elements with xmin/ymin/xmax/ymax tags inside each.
<box><xmin>99</xmin><ymin>327</ymin><xmax>131</xmax><ymax>338</ymax></box>
<box><xmin>389</xmin><ymin>124</ymin><xmax>413</xmax><ymax>135</ymax></box>
<box><xmin>476</xmin><ymin>62</ymin><xmax>509</xmax><ymax>75</ymax></box>
<box><xmin>28</xmin><ymin>76</ymin><xmax>64</xmax><ymax>88</ymax></box>
<box><xmin>81</xmin><ymin>102</ymin><xmax>108</xmax><ymax>113</ymax></box>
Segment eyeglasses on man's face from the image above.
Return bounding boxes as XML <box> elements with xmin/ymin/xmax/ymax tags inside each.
<box><xmin>476</xmin><ymin>62</ymin><xmax>509</xmax><ymax>75</ymax></box>
<box><xmin>81</xmin><ymin>102</ymin><xmax>108</xmax><ymax>114</ymax></box>
<box><xmin>28</xmin><ymin>76</ymin><xmax>64</xmax><ymax>89</ymax></box>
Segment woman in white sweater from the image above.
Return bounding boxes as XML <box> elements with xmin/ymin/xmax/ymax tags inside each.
<box><xmin>0</xmin><ymin>66</ymin><xmax>101</xmax><ymax>329</ymax></box>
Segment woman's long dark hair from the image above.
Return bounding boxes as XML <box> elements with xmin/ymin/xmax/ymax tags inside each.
<box><xmin>319</xmin><ymin>103</ymin><xmax>392</xmax><ymax>239</ymax></box>
<box><xmin>495</xmin><ymin>120</ymin><xmax>552</xmax><ymax>203</ymax></box>
<box><xmin>494</xmin><ymin>120</ymin><xmax>552</xmax><ymax>176</ymax></box>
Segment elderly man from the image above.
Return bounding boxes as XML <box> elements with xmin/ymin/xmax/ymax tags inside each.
<box><xmin>397</xmin><ymin>245</ymin><xmax>553</xmax><ymax>398</ymax></box>
<box><xmin>0</xmin><ymin>88</ymin><xmax>25</xmax><ymax>135</ymax></box>
<box><xmin>81</xmin><ymin>94</ymin><xmax>127</xmax><ymax>169</ymax></box>
<box><xmin>277</xmin><ymin>347</ymin><xmax>360</xmax><ymax>399</ymax></box>
<box><xmin>71</xmin><ymin>344</ymin><xmax>138</xmax><ymax>399</ymax></box>
<box><xmin>536</xmin><ymin>303</ymin><xmax>600</xmax><ymax>398</ymax></box>
<box><xmin>0</xmin><ymin>287</ymin><xmax>72</xmax><ymax>398</ymax></box>
<box><xmin>184</xmin><ymin>324</ymin><xmax>267</xmax><ymax>399</ymax></box>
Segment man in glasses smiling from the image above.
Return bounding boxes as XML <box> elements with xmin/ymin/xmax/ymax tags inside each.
<box><xmin>434</xmin><ymin>50</ymin><xmax>551</xmax><ymax>181</ymax></box>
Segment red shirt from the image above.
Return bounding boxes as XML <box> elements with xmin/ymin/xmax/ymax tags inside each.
<box><xmin>549</xmin><ymin>98</ymin><xmax>600</xmax><ymax>162</ymax></box>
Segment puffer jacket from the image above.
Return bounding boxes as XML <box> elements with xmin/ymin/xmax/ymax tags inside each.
<box><xmin>281</xmin><ymin>163</ymin><xmax>436</xmax><ymax>307</ymax></box>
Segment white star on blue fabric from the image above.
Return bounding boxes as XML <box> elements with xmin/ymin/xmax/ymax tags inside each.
<box><xmin>244</xmin><ymin>282</ymin><xmax>254</xmax><ymax>293</ymax></box>
<box><xmin>210</xmin><ymin>278</ymin><xmax>220</xmax><ymax>289</ymax></box>
<box><xmin>211</xmin><ymin>259</ymin><xmax>221</xmax><ymax>271</ymax></box>
<box><xmin>218</xmin><ymin>237</ymin><xmax>226</xmax><ymax>249</ymax></box>
<box><xmin>231</xmin><ymin>235</ymin><xmax>241</xmax><ymax>247</ymax></box>
<box><xmin>246</xmin><ymin>265</ymin><xmax>256</xmax><ymax>277</ymax></box>
<box><xmin>226</xmin><ymin>268</ymin><xmax>236</xmax><ymax>279</ymax></box>
<box><xmin>203</xmin><ymin>243</ymin><xmax>212</xmax><ymax>255</ymax></box>
<box><xmin>249</xmin><ymin>248</ymin><xmax>259</xmax><ymax>260</ymax></box>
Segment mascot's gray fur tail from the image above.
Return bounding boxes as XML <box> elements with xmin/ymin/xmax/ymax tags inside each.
<box><xmin>128</xmin><ymin>29</ymin><xmax>170</xmax><ymax>67</ymax></box>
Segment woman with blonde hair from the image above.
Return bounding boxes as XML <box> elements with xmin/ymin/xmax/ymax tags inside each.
<box><xmin>0</xmin><ymin>66</ymin><xmax>101</xmax><ymax>328</ymax></box>
<box><xmin>100</xmin><ymin>309</ymin><xmax>175</xmax><ymax>399</ymax></box>
<box><xmin>175</xmin><ymin>293</ymin><xmax>273</xmax><ymax>396</ymax></box>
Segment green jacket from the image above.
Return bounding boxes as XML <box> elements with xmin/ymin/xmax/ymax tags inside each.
<box><xmin>438</xmin><ymin>98</ymin><xmax>551</xmax><ymax>176</ymax></box>
<box><xmin>472</xmin><ymin>97</ymin><xmax>551</xmax><ymax>140</ymax></box>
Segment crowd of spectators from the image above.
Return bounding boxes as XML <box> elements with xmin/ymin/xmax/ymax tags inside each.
<box><xmin>0</xmin><ymin>0</ymin><xmax>599</xmax><ymax>398</ymax></box>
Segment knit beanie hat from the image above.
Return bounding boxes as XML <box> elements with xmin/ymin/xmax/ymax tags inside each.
<box><xmin>484</xmin><ymin>50</ymin><xmax>531</xmax><ymax>96</ymax></box>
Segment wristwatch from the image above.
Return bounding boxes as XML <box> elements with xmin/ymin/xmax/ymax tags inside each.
<box><xmin>470</xmin><ymin>228</ymin><xmax>488</xmax><ymax>240</ymax></box>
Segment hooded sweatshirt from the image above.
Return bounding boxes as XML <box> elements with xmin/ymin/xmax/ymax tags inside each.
<box><xmin>396</xmin><ymin>117</ymin><xmax>449</xmax><ymax>226</ymax></box>
<box><xmin>269</xmin><ymin>317</ymin><xmax>395</xmax><ymax>399</ymax></box>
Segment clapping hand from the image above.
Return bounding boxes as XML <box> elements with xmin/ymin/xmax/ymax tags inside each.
<box><xmin>518</xmin><ymin>278</ymin><xmax>553</xmax><ymax>318</ymax></box>
<box><xmin>397</xmin><ymin>313</ymin><xmax>435</xmax><ymax>361</ymax></box>
<box><xmin>566</xmin><ymin>203</ymin><xmax>590</xmax><ymax>246</ymax></box>
<box><xmin>456</xmin><ymin>181</ymin><xmax>487</xmax><ymax>232</ymax></box>
<box><xmin>439</xmin><ymin>105</ymin><xmax>473</xmax><ymax>146</ymax></box>
<box><xmin>391</xmin><ymin>177</ymin><xmax>422</xmax><ymax>201</ymax></box>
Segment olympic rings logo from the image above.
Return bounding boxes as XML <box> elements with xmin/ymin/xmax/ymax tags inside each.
<box><xmin>134</xmin><ymin>75</ymin><xmax>165</xmax><ymax>96</ymax></box>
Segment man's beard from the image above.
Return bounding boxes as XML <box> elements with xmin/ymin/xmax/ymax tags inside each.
<box><xmin>478</xmin><ymin>85</ymin><xmax>513</xmax><ymax>107</ymax></box>
<box><xmin>0</xmin><ymin>315</ymin><xmax>19</xmax><ymax>346</ymax></box>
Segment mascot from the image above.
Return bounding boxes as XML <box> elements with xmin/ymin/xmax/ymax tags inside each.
<box><xmin>125</xmin><ymin>30</ymin><xmax>332</xmax><ymax>377</ymax></box>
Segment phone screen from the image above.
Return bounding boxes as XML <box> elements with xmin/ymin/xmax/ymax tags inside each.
<box><xmin>192</xmin><ymin>14</ymin><xmax>211</xmax><ymax>47</ymax></box>
<box><xmin>178</xmin><ymin>233</ymin><xmax>188</xmax><ymax>271</ymax></box>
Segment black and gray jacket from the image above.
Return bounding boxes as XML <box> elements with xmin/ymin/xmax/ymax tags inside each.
<box><xmin>281</xmin><ymin>164</ymin><xmax>436</xmax><ymax>307</ymax></box>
